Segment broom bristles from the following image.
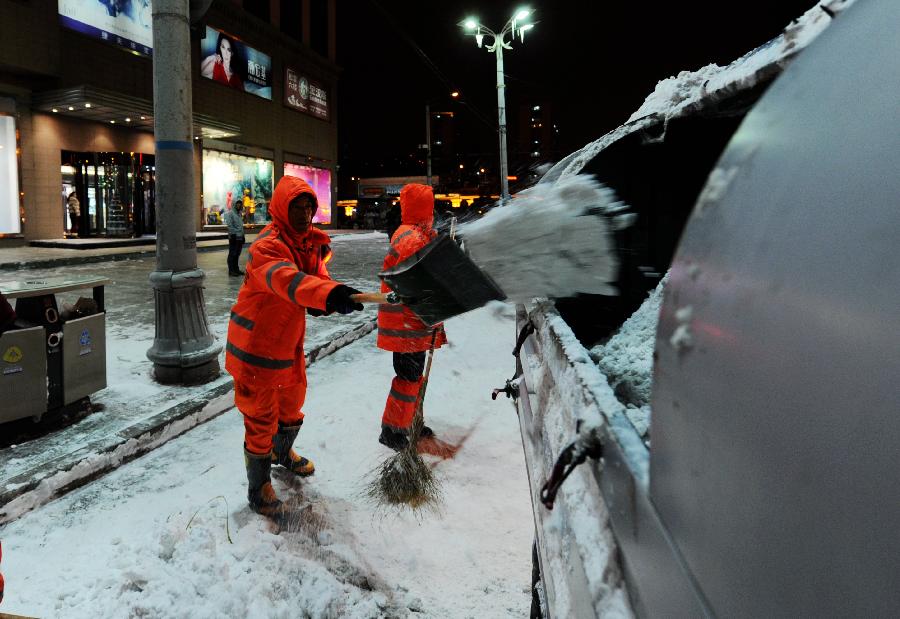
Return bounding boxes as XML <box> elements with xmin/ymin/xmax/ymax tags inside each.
<box><xmin>364</xmin><ymin>445</ymin><xmax>443</xmax><ymax>513</ymax></box>
<box><xmin>364</xmin><ymin>331</ymin><xmax>442</xmax><ymax>513</ymax></box>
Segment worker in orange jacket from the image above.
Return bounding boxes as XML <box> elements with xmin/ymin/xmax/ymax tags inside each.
<box><xmin>377</xmin><ymin>183</ymin><xmax>447</xmax><ymax>450</ymax></box>
<box><xmin>226</xmin><ymin>175</ymin><xmax>364</xmax><ymax>515</ymax></box>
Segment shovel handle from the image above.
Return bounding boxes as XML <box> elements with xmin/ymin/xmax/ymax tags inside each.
<box><xmin>350</xmin><ymin>292</ymin><xmax>399</xmax><ymax>304</ymax></box>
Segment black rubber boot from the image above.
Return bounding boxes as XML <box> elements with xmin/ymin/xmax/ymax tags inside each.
<box><xmin>245</xmin><ymin>448</ymin><xmax>282</xmax><ymax>516</ymax></box>
<box><xmin>272</xmin><ymin>422</ymin><xmax>315</xmax><ymax>476</ymax></box>
<box><xmin>379</xmin><ymin>425</ymin><xmax>436</xmax><ymax>450</ymax></box>
<box><xmin>378</xmin><ymin>425</ymin><xmax>410</xmax><ymax>451</ymax></box>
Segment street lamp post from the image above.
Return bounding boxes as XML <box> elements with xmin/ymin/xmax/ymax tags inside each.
<box><xmin>425</xmin><ymin>102</ymin><xmax>433</xmax><ymax>187</ymax></box>
<box><xmin>462</xmin><ymin>9</ymin><xmax>534</xmax><ymax>204</ymax></box>
<box><xmin>425</xmin><ymin>91</ymin><xmax>459</xmax><ymax>188</ymax></box>
<box><xmin>146</xmin><ymin>0</ymin><xmax>221</xmax><ymax>384</ymax></box>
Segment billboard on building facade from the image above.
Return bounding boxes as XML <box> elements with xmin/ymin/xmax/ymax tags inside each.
<box><xmin>284</xmin><ymin>68</ymin><xmax>329</xmax><ymax>121</ymax></box>
<box><xmin>201</xmin><ymin>26</ymin><xmax>272</xmax><ymax>100</ymax></box>
<box><xmin>284</xmin><ymin>163</ymin><xmax>332</xmax><ymax>225</ymax></box>
<box><xmin>202</xmin><ymin>150</ymin><xmax>274</xmax><ymax>226</ymax></box>
<box><xmin>58</xmin><ymin>0</ymin><xmax>153</xmax><ymax>56</ymax></box>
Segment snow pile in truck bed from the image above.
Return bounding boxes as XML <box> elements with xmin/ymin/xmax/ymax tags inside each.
<box><xmin>546</xmin><ymin>0</ymin><xmax>855</xmax><ymax>184</ymax></box>
<box><xmin>627</xmin><ymin>1</ymin><xmax>850</xmax><ymax>123</ymax></box>
<box><xmin>589</xmin><ymin>275</ymin><xmax>668</xmax><ymax>438</ymax></box>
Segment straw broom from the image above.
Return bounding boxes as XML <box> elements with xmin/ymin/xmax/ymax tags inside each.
<box><xmin>365</xmin><ymin>331</ymin><xmax>442</xmax><ymax>512</ymax></box>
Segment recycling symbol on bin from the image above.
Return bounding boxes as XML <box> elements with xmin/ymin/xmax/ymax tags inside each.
<box><xmin>2</xmin><ymin>345</ymin><xmax>22</xmax><ymax>364</ymax></box>
<box><xmin>80</xmin><ymin>329</ymin><xmax>92</xmax><ymax>347</ymax></box>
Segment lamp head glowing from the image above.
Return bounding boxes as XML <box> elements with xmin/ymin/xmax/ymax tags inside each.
<box><xmin>463</xmin><ymin>18</ymin><xmax>478</xmax><ymax>31</ymax></box>
<box><xmin>515</xmin><ymin>8</ymin><xmax>531</xmax><ymax>21</ymax></box>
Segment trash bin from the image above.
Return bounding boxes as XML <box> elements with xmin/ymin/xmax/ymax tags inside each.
<box><xmin>0</xmin><ymin>275</ymin><xmax>110</xmax><ymax>423</ymax></box>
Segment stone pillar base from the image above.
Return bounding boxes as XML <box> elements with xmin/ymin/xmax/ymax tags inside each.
<box><xmin>152</xmin><ymin>358</ymin><xmax>220</xmax><ymax>386</ymax></box>
<box><xmin>147</xmin><ymin>268</ymin><xmax>222</xmax><ymax>386</ymax></box>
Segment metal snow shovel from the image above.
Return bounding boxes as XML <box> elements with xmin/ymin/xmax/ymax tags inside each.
<box><xmin>376</xmin><ymin>233</ymin><xmax>506</xmax><ymax>325</ymax></box>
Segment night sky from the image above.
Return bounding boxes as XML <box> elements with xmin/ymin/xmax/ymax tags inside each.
<box><xmin>336</xmin><ymin>0</ymin><xmax>821</xmax><ymax>178</ymax></box>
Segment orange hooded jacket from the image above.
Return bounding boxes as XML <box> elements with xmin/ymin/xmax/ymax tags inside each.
<box><xmin>377</xmin><ymin>183</ymin><xmax>447</xmax><ymax>352</ymax></box>
<box><xmin>225</xmin><ymin>176</ymin><xmax>340</xmax><ymax>388</ymax></box>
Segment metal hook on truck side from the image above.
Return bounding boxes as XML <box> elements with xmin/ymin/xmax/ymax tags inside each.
<box><xmin>491</xmin><ymin>320</ymin><xmax>535</xmax><ymax>401</ymax></box>
<box><xmin>540</xmin><ymin>433</ymin><xmax>604</xmax><ymax>510</ymax></box>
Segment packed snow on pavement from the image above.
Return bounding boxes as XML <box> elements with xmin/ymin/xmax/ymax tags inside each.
<box><xmin>0</xmin><ymin>232</ymin><xmax>387</xmax><ymax>509</ymax></box>
<box><xmin>0</xmin><ymin>303</ymin><xmax>535</xmax><ymax>618</ymax></box>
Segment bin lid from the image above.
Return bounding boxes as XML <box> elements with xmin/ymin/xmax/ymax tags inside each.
<box><xmin>0</xmin><ymin>276</ymin><xmax>112</xmax><ymax>299</ymax></box>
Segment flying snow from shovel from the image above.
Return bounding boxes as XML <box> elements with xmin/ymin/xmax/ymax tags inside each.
<box><xmin>459</xmin><ymin>174</ymin><xmax>631</xmax><ymax>302</ymax></box>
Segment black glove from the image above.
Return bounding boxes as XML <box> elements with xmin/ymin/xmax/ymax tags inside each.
<box><xmin>325</xmin><ymin>284</ymin><xmax>364</xmax><ymax>315</ymax></box>
<box><xmin>307</xmin><ymin>307</ymin><xmax>326</xmax><ymax>317</ymax></box>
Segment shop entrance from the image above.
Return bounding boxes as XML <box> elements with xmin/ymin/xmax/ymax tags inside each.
<box><xmin>61</xmin><ymin>151</ymin><xmax>156</xmax><ymax>238</ymax></box>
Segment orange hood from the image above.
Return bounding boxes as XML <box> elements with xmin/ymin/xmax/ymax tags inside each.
<box><xmin>400</xmin><ymin>183</ymin><xmax>434</xmax><ymax>227</ymax></box>
<box><xmin>269</xmin><ymin>175</ymin><xmax>327</xmax><ymax>246</ymax></box>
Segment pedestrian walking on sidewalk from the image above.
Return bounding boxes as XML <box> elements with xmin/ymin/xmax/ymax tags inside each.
<box><xmin>225</xmin><ymin>175</ymin><xmax>365</xmax><ymax>516</ymax></box>
<box><xmin>66</xmin><ymin>191</ymin><xmax>80</xmax><ymax>236</ymax></box>
<box><xmin>376</xmin><ymin>183</ymin><xmax>447</xmax><ymax>450</ymax></box>
<box><xmin>224</xmin><ymin>199</ymin><xmax>246</xmax><ymax>276</ymax></box>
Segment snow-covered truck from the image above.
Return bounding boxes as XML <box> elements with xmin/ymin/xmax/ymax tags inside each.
<box><xmin>506</xmin><ymin>1</ymin><xmax>900</xmax><ymax>616</ymax></box>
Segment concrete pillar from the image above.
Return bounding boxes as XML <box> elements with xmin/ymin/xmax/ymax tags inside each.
<box><xmin>146</xmin><ymin>0</ymin><xmax>221</xmax><ymax>384</ymax></box>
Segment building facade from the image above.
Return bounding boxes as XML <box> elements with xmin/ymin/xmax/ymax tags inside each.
<box><xmin>0</xmin><ymin>0</ymin><xmax>338</xmax><ymax>244</ymax></box>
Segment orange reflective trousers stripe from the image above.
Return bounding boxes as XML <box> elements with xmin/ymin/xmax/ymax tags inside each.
<box><xmin>381</xmin><ymin>376</ymin><xmax>423</xmax><ymax>431</ymax></box>
<box><xmin>234</xmin><ymin>379</ymin><xmax>305</xmax><ymax>454</ymax></box>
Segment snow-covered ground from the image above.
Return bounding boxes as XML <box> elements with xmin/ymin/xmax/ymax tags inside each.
<box><xmin>0</xmin><ymin>232</ymin><xmax>387</xmax><ymax>518</ymax></box>
<box><xmin>0</xmin><ymin>303</ymin><xmax>534</xmax><ymax>618</ymax></box>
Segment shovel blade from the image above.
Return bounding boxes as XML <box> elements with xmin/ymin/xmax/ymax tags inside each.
<box><xmin>380</xmin><ymin>233</ymin><xmax>505</xmax><ymax>326</ymax></box>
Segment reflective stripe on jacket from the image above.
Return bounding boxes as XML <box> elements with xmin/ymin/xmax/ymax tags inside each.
<box><xmin>377</xmin><ymin>184</ymin><xmax>447</xmax><ymax>352</ymax></box>
<box><xmin>225</xmin><ymin>177</ymin><xmax>339</xmax><ymax>387</ymax></box>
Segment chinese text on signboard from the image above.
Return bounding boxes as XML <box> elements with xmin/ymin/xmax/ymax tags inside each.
<box><xmin>284</xmin><ymin>68</ymin><xmax>329</xmax><ymax>121</ymax></box>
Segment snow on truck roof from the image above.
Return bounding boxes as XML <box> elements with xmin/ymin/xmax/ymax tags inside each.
<box><xmin>543</xmin><ymin>0</ymin><xmax>855</xmax><ymax>183</ymax></box>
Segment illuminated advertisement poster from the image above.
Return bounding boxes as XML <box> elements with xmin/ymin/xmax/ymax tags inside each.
<box><xmin>284</xmin><ymin>163</ymin><xmax>332</xmax><ymax>225</ymax></box>
<box><xmin>0</xmin><ymin>116</ymin><xmax>21</xmax><ymax>234</ymax></box>
<box><xmin>201</xmin><ymin>26</ymin><xmax>272</xmax><ymax>100</ymax></box>
<box><xmin>202</xmin><ymin>150</ymin><xmax>274</xmax><ymax>226</ymax></box>
<box><xmin>284</xmin><ymin>68</ymin><xmax>329</xmax><ymax>121</ymax></box>
<box><xmin>58</xmin><ymin>0</ymin><xmax>153</xmax><ymax>56</ymax></box>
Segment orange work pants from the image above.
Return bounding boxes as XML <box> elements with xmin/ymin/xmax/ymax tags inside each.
<box><xmin>234</xmin><ymin>380</ymin><xmax>305</xmax><ymax>455</ymax></box>
<box><xmin>381</xmin><ymin>352</ymin><xmax>426</xmax><ymax>431</ymax></box>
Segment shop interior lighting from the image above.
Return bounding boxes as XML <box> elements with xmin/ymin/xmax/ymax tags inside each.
<box><xmin>125</xmin><ymin>118</ymin><xmax>131</xmax><ymax>122</ymax></box>
<box><xmin>68</xmin><ymin>106</ymin><xmax>74</xmax><ymax>111</ymax></box>
<box><xmin>85</xmin><ymin>103</ymin><xmax>92</xmax><ymax>108</ymax></box>
<box><xmin>52</xmin><ymin>108</ymin><xmax>58</xmax><ymax>113</ymax></box>
<box><xmin>110</xmin><ymin>120</ymin><xmax>115</xmax><ymax>124</ymax></box>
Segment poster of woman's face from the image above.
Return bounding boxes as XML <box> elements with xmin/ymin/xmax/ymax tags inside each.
<box><xmin>200</xmin><ymin>26</ymin><xmax>272</xmax><ymax>100</ymax></box>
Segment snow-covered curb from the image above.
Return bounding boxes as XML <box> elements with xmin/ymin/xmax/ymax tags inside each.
<box><xmin>0</xmin><ymin>319</ymin><xmax>377</xmax><ymax>526</ymax></box>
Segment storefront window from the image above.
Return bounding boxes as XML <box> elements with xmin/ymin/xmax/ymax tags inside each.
<box><xmin>202</xmin><ymin>149</ymin><xmax>274</xmax><ymax>226</ymax></box>
<box><xmin>61</xmin><ymin>151</ymin><xmax>155</xmax><ymax>238</ymax></box>
<box><xmin>0</xmin><ymin>114</ymin><xmax>21</xmax><ymax>235</ymax></box>
<box><xmin>284</xmin><ymin>162</ymin><xmax>332</xmax><ymax>225</ymax></box>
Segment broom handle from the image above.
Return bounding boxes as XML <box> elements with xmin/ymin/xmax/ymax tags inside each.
<box><xmin>411</xmin><ymin>330</ymin><xmax>439</xmax><ymax>439</ymax></box>
<box><xmin>350</xmin><ymin>292</ymin><xmax>397</xmax><ymax>304</ymax></box>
